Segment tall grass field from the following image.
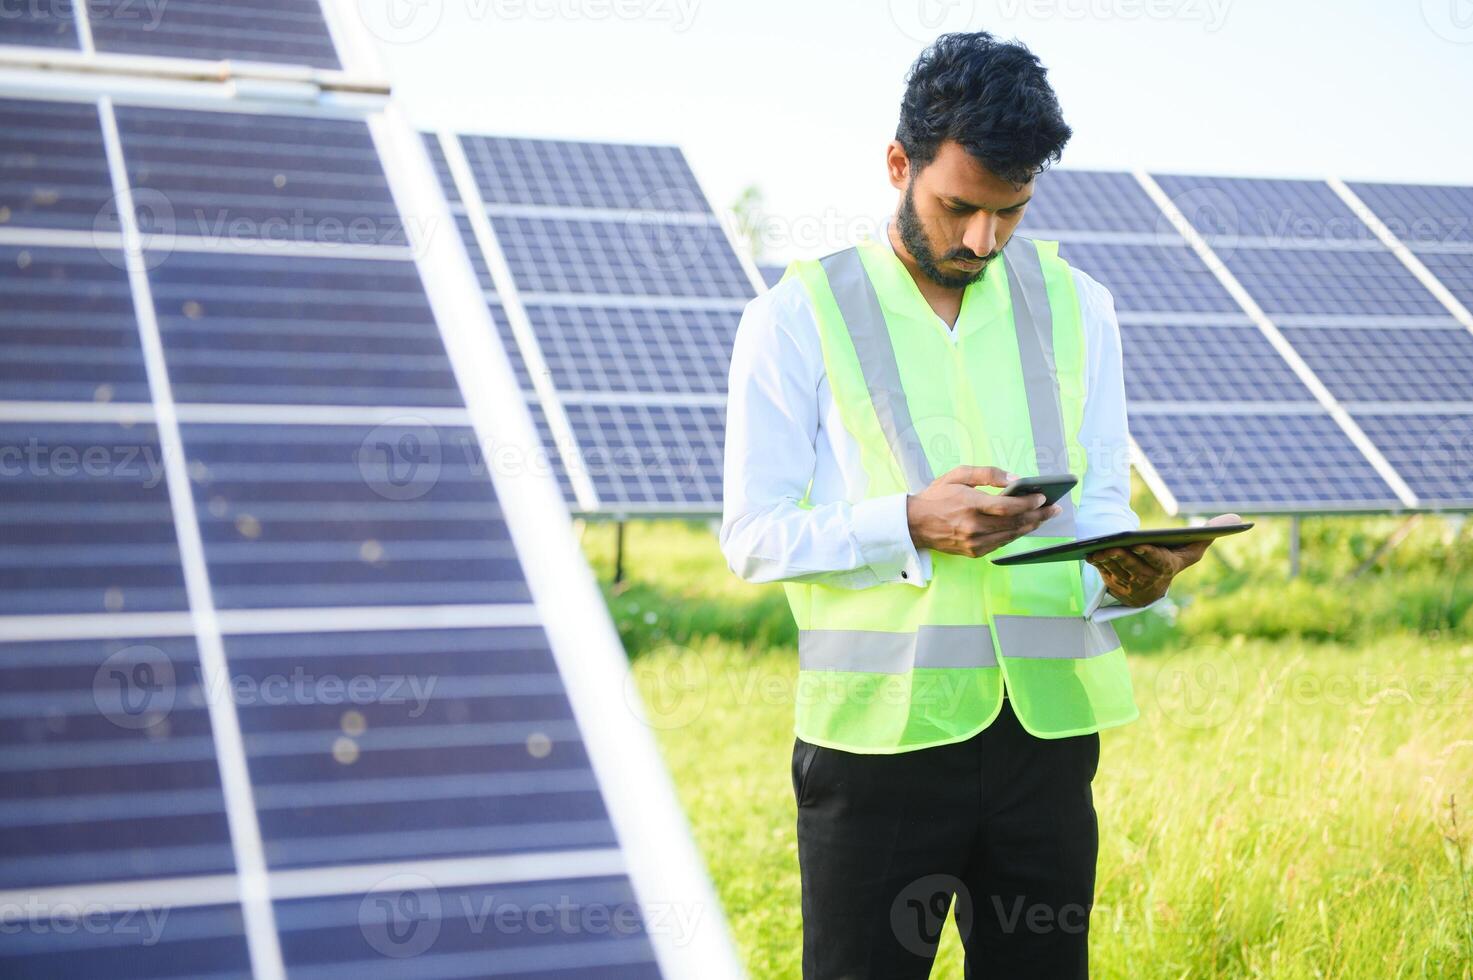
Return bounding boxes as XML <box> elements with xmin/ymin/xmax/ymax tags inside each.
<box><xmin>582</xmin><ymin>486</ymin><xmax>1473</xmax><ymax>980</ymax></box>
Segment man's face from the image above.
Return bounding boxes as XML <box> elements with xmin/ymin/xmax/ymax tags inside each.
<box><xmin>890</xmin><ymin>139</ymin><xmax>1033</xmax><ymax>289</ymax></box>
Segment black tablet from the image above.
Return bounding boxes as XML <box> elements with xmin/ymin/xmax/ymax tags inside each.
<box><xmin>989</xmin><ymin>523</ymin><xmax>1254</xmax><ymax>566</ymax></box>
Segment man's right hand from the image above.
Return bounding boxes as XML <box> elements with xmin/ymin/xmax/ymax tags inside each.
<box><xmin>905</xmin><ymin>466</ymin><xmax>1061</xmax><ymax>558</ymax></box>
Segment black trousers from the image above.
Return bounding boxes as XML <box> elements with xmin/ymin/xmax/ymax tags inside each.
<box><xmin>792</xmin><ymin>695</ymin><xmax>1101</xmax><ymax>979</ymax></box>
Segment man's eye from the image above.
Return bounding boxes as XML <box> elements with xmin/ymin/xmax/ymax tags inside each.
<box><xmin>945</xmin><ymin>203</ymin><xmax>971</xmax><ymax>214</ymax></box>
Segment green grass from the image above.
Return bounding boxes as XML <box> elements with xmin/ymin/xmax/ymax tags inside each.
<box><xmin>581</xmin><ymin>507</ymin><xmax>1473</xmax><ymax>979</ymax></box>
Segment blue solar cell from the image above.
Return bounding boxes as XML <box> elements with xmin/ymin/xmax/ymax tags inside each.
<box><xmin>182</xmin><ymin>423</ymin><xmax>531</xmax><ymax>609</ymax></box>
<box><xmin>1119</xmin><ymin>323</ymin><xmax>1315</xmax><ymax>403</ymax></box>
<box><xmin>115</xmin><ymin>106</ymin><xmax>404</xmax><ymax>246</ymax></box>
<box><xmin>1220</xmin><ymin>246</ymin><xmax>1447</xmax><ymax>317</ymax></box>
<box><xmin>151</xmin><ymin>252</ymin><xmax>460</xmax><ymax>406</ymax></box>
<box><xmin>1059</xmin><ymin>241</ymin><xmax>1241</xmax><ymax>314</ymax></box>
<box><xmin>1153</xmin><ymin>174</ymin><xmax>1373</xmax><ymax>243</ymax></box>
<box><xmin>0</xmin><ymin>245</ymin><xmax>150</xmax><ymax>403</ymax></box>
<box><xmin>1023</xmin><ymin>169</ymin><xmax>1164</xmax><ymax>234</ymax></box>
<box><xmin>0</xmin><ymin>901</ymin><xmax>252</xmax><ymax>978</ymax></box>
<box><xmin>275</xmin><ymin>878</ymin><xmax>662</xmax><ymax>977</ymax></box>
<box><xmin>488</xmin><ymin>299</ymin><xmax>536</xmax><ymax>391</ymax></box>
<box><xmin>1353</xmin><ymin>412</ymin><xmax>1473</xmax><ymax>504</ymax></box>
<box><xmin>1347</xmin><ymin>181</ymin><xmax>1473</xmax><ymax>246</ymax></box>
<box><xmin>526</xmin><ymin>398</ymin><xmax>578</xmax><ymax>506</ymax></box>
<box><xmin>456</xmin><ymin>213</ymin><xmax>495</xmax><ymax>291</ymax></box>
<box><xmin>1278</xmin><ymin>324</ymin><xmax>1473</xmax><ymax>403</ymax></box>
<box><xmin>460</xmin><ymin>135</ymin><xmax>710</xmax><ymax>212</ymax></box>
<box><xmin>89</xmin><ymin>0</ymin><xmax>341</xmax><ymax>69</ymax></box>
<box><xmin>422</xmin><ymin>132</ymin><xmax>459</xmax><ymax>203</ymax></box>
<box><xmin>523</xmin><ymin>304</ymin><xmax>737</xmax><ymax>394</ymax></box>
<box><xmin>1131</xmin><ymin>412</ymin><xmax>1402</xmax><ymax>510</ymax></box>
<box><xmin>0</xmin><ymin>635</ymin><xmax>235</xmax><ymax>887</ymax></box>
<box><xmin>0</xmin><ymin>98</ymin><xmax>114</xmax><ymax>232</ymax></box>
<box><xmin>562</xmin><ymin>401</ymin><xmax>724</xmax><ymax>507</ymax></box>
<box><xmin>493</xmin><ymin>215</ymin><xmax>753</xmax><ymax>299</ymax></box>
<box><xmin>1416</xmin><ymin>250</ymin><xmax>1473</xmax><ymax>312</ymax></box>
<box><xmin>0</xmin><ymin>422</ymin><xmax>187</xmax><ymax>614</ymax></box>
<box><xmin>0</xmin><ymin>0</ymin><xmax>78</xmax><ymax>48</ymax></box>
<box><xmin>759</xmin><ymin>263</ymin><xmax>786</xmax><ymax>288</ymax></box>
<box><xmin>228</xmin><ymin>628</ymin><xmax>619</xmax><ymax>869</ymax></box>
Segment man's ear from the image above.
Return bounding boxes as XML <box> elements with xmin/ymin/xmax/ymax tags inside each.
<box><xmin>885</xmin><ymin>141</ymin><xmax>910</xmax><ymax>190</ymax></box>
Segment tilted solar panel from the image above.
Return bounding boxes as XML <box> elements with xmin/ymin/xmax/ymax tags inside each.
<box><xmin>0</xmin><ymin>93</ymin><xmax>737</xmax><ymax>979</ymax></box>
<box><xmin>431</xmin><ymin>131</ymin><xmax>759</xmax><ymax>516</ymax></box>
<box><xmin>1345</xmin><ymin>180</ymin><xmax>1473</xmax><ymax>246</ymax></box>
<box><xmin>90</xmin><ymin>0</ymin><xmax>342</xmax><ymax>69</ymax></box>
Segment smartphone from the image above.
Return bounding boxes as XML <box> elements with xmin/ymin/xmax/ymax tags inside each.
<box><xmin>1000</xmin><ymin>473</ymin><xmax>1078</xmax><ymax>508</ymax></box>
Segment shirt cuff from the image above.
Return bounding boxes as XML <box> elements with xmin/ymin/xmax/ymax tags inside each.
<box><xmin>1083</xmin><ymin>559</ymin><xmax>1167</xmax><ymax>621</ymax></box>
<box><xmin>852</xmin><ymin>493</ymin><xmax>928</xmax><ymax>587</ymax></box>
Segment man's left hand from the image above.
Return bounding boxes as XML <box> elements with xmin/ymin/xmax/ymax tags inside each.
<box><xmin>1084</xmin><ymin>513</ymin><xmax>1242</xmax><ymax>607</ymax></box>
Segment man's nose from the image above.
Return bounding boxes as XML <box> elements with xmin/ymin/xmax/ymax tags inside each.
<box><xmin>962</xmin><ymin>213</ymin><xmax>999</xmax><ymax>259</ymax></box>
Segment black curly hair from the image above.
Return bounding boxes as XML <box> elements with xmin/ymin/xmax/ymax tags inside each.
<box><xmin>895</xmin><ymin>32</ymin><xmax>1072</xmax><ymax>185</ymax></box>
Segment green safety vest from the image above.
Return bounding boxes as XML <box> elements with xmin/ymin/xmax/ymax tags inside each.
<box><xmin>780</xmin><ymin>235</ymin><xmax>1138</xmax><ymax>753</ymax></box>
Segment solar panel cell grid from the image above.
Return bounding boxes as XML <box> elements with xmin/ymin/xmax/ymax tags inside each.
<box><xmin>1415</xmin><ymin>250</ymin><xmax>1473</xmax><ymax>312</ymax></box>
<box><xmin>230</xmin><ymin>627</ymin><xmax>621</xmax><ymax>869</ymax></box>
<box><xmin>1278</xmin><ymin>325</ymin><xmax>1473</xmax><ymax>404</ymax></box>
<box><xmin>1023</xmin><ymin>169</ymin><xmax>1165</xmax><ymax>234</ymax></box>
<box><xmin>0</xmin><ymin>421</ymin><xmax>187</xmax><ymax>614</ymax></box>
<box><xmin>1059</xmin><ymin>241</ymin><xmax>1241</xmax><ymax>314</ymax></box>
<box><xmin>523</xmin><ymin>304</ymin><xmax>736</xmax><ymax>395</ymax></box>
<box><xmin>151</xmin><ymin>251</ymin><xmax>461</xmax><ymax>406</ymax></box>
<box><xmin>1347</xmin><ymin>181</ymin><xmax>1473</xmax><ymax>246</ymax></box>
<box><xmin>0</xmin><ymin>635</ymin><xmax>232</xmax><ymax>887</ymax></box>
<box><xmin>1119</xmin><ymin>323</ymin><xmax>1316</xmax><ymax>403</ymax></box>
<box><xmin>461</xmin><ymin>135</ymin><xmax>709</xmax><ymax>212</ymax></box>
<box><xmin>0</xmin><ymin>245</ymin><xmax>150</xmax><ymax>404</ymax></box>
<box><xmin>1220</xmin><ymin>246</ymin><xmax>1449</xmax><ymax>317</ymax></box>
<box><xmin>563</xmin><ymin>401</ymin><xmax>724</xmax><ymax>506</ymax></box>
<box><xmin>0</xmin><ymin>902</ymin><xmax>253</xmax><ymax>979</ymax></box>
<box><xmin>89</xmin><ymin>0</ymin><xmax>342</xmax><ymax>70</ymax></box>
<box><xmin>1131</xmin><ymin>412</ymin><xmax>1402</xmax><ymax>508</ymax></box>
<box><xmin>0</xmin><ymin>0</ymin><xmax>79</xmax><ymax>49</ymax></box>
<box><xmin>181</xmin><ymin>422</ymin><xmax>531</xmax><ymax>609</ymax></box>
<box><xmin>493</xmin><ymin>215</ymin><xmax>752</xmax><ymax>299</ymax></box>
<box><xmin>115</xmin><ymin>106</ymin><xmax>403</xmax><ymax>247</ymax></box>
<box><xmin>1353</xmin><ymin>412</ymin><xmax>1473</xmax><ymax>503</ymax></box>
<box><xmin>1152</xmin><ymin>174</ymin><xmax>1373</xmax><ymax>243</ymax></box>
<box><xmin>0</xmin><ymin>98</ymin><xmax>115</xmax><ymax>232</ymax></box>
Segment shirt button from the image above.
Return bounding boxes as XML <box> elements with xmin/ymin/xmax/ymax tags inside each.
<box><xmin>900</xmin><ymin>571</ymin><xmax>908</xmax><ymax>579</ymax></box>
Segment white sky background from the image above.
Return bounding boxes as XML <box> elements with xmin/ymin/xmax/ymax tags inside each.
<box><xmin>360</xmin><ymin>0</ymin><xmax>1473</xmax><ymax>262</ymax></box>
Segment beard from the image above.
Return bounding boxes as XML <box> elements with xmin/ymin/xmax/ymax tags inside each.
<box><xmin>895</xmin><ymin>182</ymin><xmax>997</xmax><ymax>290</ymax></box>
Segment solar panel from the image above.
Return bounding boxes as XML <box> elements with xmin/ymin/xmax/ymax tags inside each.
<box><xmin>0</xmin><ymin>98</ymin><xmax>116</xmax><ymax>232</ymax></box>
<box><xmin>1277</xmin><ymin>323</ymin><xmax>1473</xmax><ymax>404</ymax></box>
<box><xmin>0</xmin><ymin>0</ymin><xmax>78</xmax><ymax>49</ymax></box>
<box><xmin>1153</xmin><ymin>174</ymin><xmax>1375</xmax><ymax>244</ymax></box>
<box><xmin>0</xmin><ymin>89</ymin><xmax>738</xmax><ymax>979</ymax></box>
<box><xmin>433</xmin><ymin>131</ymin><xmax>758</xmax><ymax>515</ymax></box>
<box><xmin>1130</xmin><ymin>411</ymin><xmax>1404</xmax><ymax>511</ymax></box>
<box><xmin>1118</xmin><ymin>322</ymin><xmax>1316</xmax><ymax>404</ymax></box>
<box><xmin>1023</xmin><ymin>169</ymin><xmax>1164</xmax><ymax>234</ymax></box>
<box><xmin>758</xmin><ymin>263</ymin><xmax>786</xmax><ymax>288</ymax></box>
<box><xmin>1414</xmin><ymin>250</ymin><xmax>1473</xmax><ymax>311</ymax></box>
<box><xmin>1216</xmin><ymin>245</ymin><xmax>1449</xmax><ymax>318</ymax></box>
<box><xmin>1346</xmin><ymin>181</ymin><xmax>1473</xmax><ymax>246</ymax></box>
<box><xmin>89</xmin><ymin>0</ymin><xmax>342</xmax><ymax>69</ymax></box>
<box><xmin>1058</xmin><ymin>240</ymin><xmax>1241</xmax><ymax>314</ymax></box>
<box><xmin>1352</xmin><ymin>412</ymin><xmax>1473</xmax><ymax>506</ymax></box>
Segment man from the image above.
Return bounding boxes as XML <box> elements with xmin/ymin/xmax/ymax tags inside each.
<box><xmin>720</xmin><ymin>31</ymin><xmax>1240</xmax><ymax>979</ymax></box>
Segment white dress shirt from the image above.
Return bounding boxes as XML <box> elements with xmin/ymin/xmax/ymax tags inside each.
<box><xmin>720</xmin><ymin>221</ymin><xmax>1164</xmax><ymax>622</ymax></box>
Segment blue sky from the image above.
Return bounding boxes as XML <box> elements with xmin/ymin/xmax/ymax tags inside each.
<box><xmin>363</xmin><ymin>0</ymin><xmax>1473</xmax><ymax>261</ymax></box>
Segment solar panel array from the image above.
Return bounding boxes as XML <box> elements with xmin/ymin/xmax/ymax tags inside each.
<box><xmin>2</xmin><ymin>0</ymin><xmax>343</xmax><ymax>67</ymax></box>
<box><xmin>2</xmin><ymin>11</ymin><xmax>737</xmax><ymax>980</ymax></box>
<box><xmin>1025</xmin><ymin>168</ymin><xmax>1473</xmax><ymax>514</ymax></box>
<box><xmin>426</xmin><ymin>132</ymin><xmax>762</xmax><ymax>515</ymax></box>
